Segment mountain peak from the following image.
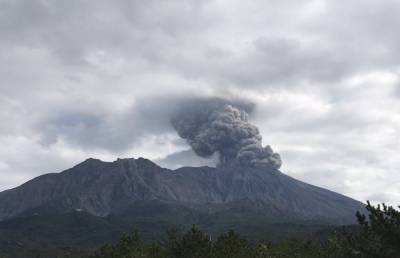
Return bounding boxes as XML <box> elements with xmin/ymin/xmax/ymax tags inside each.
<box><xmin>114</xmin><ymin>157</ymin><xmax>162</xmax><ymax>170</ymax></box>
<box><xmin>0</xmin><ymin>157</ymin><xmax>364</xmax><ymax>225</ymax></box>
<box><xmin>74</xmin><ymin>157</ymin><xmax>105</xmax><ymax>167</ymax></box>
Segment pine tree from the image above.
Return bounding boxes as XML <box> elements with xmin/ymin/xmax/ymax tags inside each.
<box><xmin>354</xmin><ymin>201</ymin><xmax>400</xmax><ymax>257</ymax></box>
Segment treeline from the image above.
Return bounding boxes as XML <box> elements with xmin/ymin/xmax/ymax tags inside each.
<box><xmin>93</xmin><ymin>202</ymin><xmax>400</xmax><ymax>258</ymax></box>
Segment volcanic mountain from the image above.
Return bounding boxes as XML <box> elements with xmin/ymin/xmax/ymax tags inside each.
<box><xmin>0</xmin><ymin>157</ymin><xmax>367</xmax><ymax>256</ymax></box>
<box><xmin>0</xmin><ymin>157</ymin><xmax>364</xmax><ymax>224</ymax></box>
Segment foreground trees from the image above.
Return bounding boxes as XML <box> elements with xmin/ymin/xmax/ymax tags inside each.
<box><xmin>353</xmin><ymin>201</ymin><xmax>400</xmax><ymax>257</ymax></box>
<box><xmin>93</xmin><ymin>202</ymin><xmax>400</xmax><ymax>258</ymax></box>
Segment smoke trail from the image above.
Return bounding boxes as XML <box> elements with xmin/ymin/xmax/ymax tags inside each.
<box><xmin>171</xmin><ymin>98</ymin><xmax>282</xmax><ymax>169</ymax></box>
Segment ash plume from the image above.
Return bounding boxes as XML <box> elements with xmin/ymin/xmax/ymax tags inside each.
<box><xmin>171</xmin><ymin>98</ymin><xmax>282</xmax><ymax>169</ymax></box>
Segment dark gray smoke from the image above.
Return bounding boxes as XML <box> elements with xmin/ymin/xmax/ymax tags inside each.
<box><xmin>171</xmin><ymin>98</ymin><xmax>282</xmax><ymax>169</ymax></box>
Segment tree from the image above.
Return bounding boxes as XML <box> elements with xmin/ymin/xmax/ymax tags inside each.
<box><xmin>165</xmin><ymin>225</ymin><xmax>212</xmax><ymax>258</ymax></box>
<box><xmin>213</xmin><ymin>230</ymin><xmax>254</xmax><ymax>258</ymax></box>
<box><xmin>353</xmin><ymin>201</ymin><xmax>400</xmax><ymax>257</ymax></box>
<box><xmin>91</xmin><ymin>202</ymin><xmax>400</xmax><ymax>258</ymax></box>
<box><xmin>93</xmin><ymin>231</ymin><xmax>147</xmax><ymax>258</ymax></box>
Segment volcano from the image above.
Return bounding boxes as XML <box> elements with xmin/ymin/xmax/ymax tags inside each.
<box><xmin>0</xmin><ymin>157</ymin><xmax>365</xmax><ymax>255</ymax></box>
<box><xmin>0</xmin><ymin>157</ymin><xmax>364</xmax><ymax>223</ymax></box>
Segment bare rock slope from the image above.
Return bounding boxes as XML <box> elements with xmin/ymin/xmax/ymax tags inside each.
<box><xmin>0</xmin><ymin>157</ymin><xmax>364</xmax><ymax>224</ymax></box>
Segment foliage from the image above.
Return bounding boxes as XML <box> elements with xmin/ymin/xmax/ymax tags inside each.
<box><xmin>2</xmin><ymin>201</ymin><xmax>399</xmax><ymax>257</ymax></box>
<box><xmin>213</xmin><ymin>230</ymin><xmax>254</xmax><ymax>258</ymax></box>
<box><xmin>163</xmin><ymin>226</ymin><xmax>212</xmax><ymax>258</ymax></box>
<box><xmin>93</xmin><ymin>232</ymin><xmax>147</xmax><ymax>258</ymax></box>
<box><xmin>353</xmin><ymin>201</ymin><xmax>400</xmax><ymax>257</ymax></box>
<box><xmin>93</xmin><ymin>202</ymin><xmax>400</xmax><ymax>258</ymax></box>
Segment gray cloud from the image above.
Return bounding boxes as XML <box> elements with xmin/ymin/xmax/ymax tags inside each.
<box><xmin>36</xmin><ymin>100</ymin><xmax>172</xmax><ymax>151</ymax></box>
<box><xmin>0</xmin><ymin>0</ymin><xmax>216</xmax><ymax>68</ymax></box>
<box><xmin>0</xmin><ymin>0</ymin><xmax>399</xmax><ymax>205</ymax></box>
<box><xmin>156</xmin><ymin>149</ymin><xmax>218</xmax><ymax>169</ymax></box>
<box><xmin>171</xmin><ymin>98</ymin><xmax>281</xmax><ymax>168</ymax></box>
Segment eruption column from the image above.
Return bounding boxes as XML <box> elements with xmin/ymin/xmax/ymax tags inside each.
<box><xmin>171</xmin><ymin>99</ymin><xmax>281</xmax><ymax>169</ymax></box>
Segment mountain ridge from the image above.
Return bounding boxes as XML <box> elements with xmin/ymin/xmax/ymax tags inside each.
<box><xmin>0</xmin><ymin>157</ymin><xmax>364</xmax><ymax>224</ymax></box>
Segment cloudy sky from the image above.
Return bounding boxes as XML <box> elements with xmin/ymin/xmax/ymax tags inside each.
<box><xmin>1</xmin><ymin>0</ymin><xmax>399</xmax><ymax>205</ymax></box>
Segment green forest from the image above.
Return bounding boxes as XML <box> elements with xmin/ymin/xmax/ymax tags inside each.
<box><xmin>93</xmin><ymin>202</ymin><xmax>400</xmax><ymax>258</ymax></box>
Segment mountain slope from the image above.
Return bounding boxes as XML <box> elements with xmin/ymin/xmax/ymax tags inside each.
<box><xmin>0</xmin><ymin>157</ymin><xmax>364</xmax><ymax>224</ymax></box>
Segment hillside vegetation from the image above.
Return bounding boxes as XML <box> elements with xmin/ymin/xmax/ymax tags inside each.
<box><xmin>92</xmin><ymin>201</ymin><xmax>400</xmax><ymax>258</ymax></box>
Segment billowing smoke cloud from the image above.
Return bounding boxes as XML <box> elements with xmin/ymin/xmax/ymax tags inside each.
<box><xmin>171</xmin><ymin>98</ymin><xmax>282</xmax><ymax>169</ymax></box>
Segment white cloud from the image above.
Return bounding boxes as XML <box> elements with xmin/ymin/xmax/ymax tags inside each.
<box><xmin>0</xmin><ymin>0</ymin><xmax>399</xmax><ymax>206</ymax></box>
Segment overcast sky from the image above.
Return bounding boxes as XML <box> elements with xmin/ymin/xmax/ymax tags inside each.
<box><xmin>1</xmin><ymin>0</ymin><xmax>399</xmax><ymax>205</ymax></box>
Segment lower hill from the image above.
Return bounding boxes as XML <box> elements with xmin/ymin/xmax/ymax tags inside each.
<box><xmin>0</xmin><ymin>206</ymin><xmax>343</xmax><ymax>258</ymax></box>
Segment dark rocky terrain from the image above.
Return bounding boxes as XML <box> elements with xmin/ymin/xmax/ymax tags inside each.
<box><xmin>0</xmin><ymin>157</ymin><xmax>366</xmax><ymax>257</ymax></box>
<box><xmin>0</xmin><ymin>157</ymin><xmax>364</xmax><ymax>223</ymax></box>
